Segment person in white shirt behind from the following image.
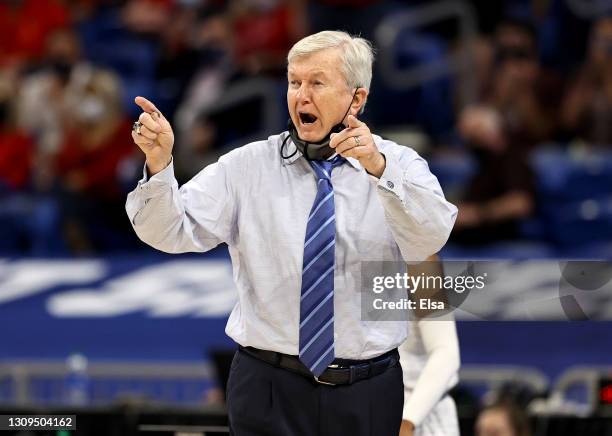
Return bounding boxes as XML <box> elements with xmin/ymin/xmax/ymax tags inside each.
<box><xmin>399</xmin><ymin>254</ymin><xmax>461</xmax><ymax>436</ymax></box>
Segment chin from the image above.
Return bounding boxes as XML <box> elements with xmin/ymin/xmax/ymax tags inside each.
<box><xmin>297</xmin><ymin>127</ymin><xmax>326</xmax><ymax>143</ymax></box>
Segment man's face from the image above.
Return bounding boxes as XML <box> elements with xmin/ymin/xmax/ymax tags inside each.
<box><xmin>287</xmin><ymin>48</ymin><xmax>355</xmax><ymax>142</ymax></box>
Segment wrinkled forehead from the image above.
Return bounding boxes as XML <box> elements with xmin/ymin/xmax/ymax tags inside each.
<box><xmin>287</xmin><ymin>48</ymin><xmax>345</xmax><ymax>78</ymax></box>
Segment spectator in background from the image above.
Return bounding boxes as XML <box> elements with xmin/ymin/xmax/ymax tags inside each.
<box><xmin>17</xmin><ymin>28</ymin><xmax>84</xmax><ymax>159</ymax></box>
<box><xmin>121</xmin><ymin>0</ymin><xmax>174</xmax><ymax>35</ymax></box>
<box><xmin>230</xmin><ymin>0</ymin><xmax>306</xmax><ymax>76</ymax></box>
<box><xmin>17</xmin><ymin>27</ymin><xmax>126</xmax><ymax>201</ymax></box>
<box><xmin>473</xmin><ymin>19</ymin><xmax>559</xmax><ymax>149</ymax></box>
<box><xmin>0</xmin><ymin>71</ymin><xmax>63</xmax><ymax>255</ymax></box>
<box><xmin>561</xmin><ymin>16</ymin><xmax>612</xmax><ymax>146</ymax></box>
<box><xmin>174</xmin><ymin>113</ymin><xmax>226</xmax><ymax>181</ymax></box>
<box><xmin>475</xmin><ymin>400</ymin><xmax>531</xmax><ymax>436</ymax></box>
<box><xmin>77</xmin><ymin>0</ymin><xmax>173</xmax><ymax>118</ymax></box>
<box><xmin>54</xmin><ymin>69</ymin><xmax>140</xmax><ymax>253</ymax></box>
<box><xmin>451</xmin><ymin>20</ymin><xmax>549</xmax><ymax>246</ymax></box>
<box><xmin>173</xmin><ymin>0</ymin><xmax>305</xmax><ymax>180</ymax></box>
<box><xmin>154</xmin><ymin>1</ymin><xmax>201</xmax><ymax>118</ymax></box>
<box><xmin>174</xmin><ymin>75</ymin><xmax>285</xmax><ymax>182</ymax></box>
<box><xmin>0</xmin><ymin>72</ymin><xmax>33</xmax><ymax>193</ymax></box>
<box><xmin>0</xmin><ymin>0</ymin><xmax>69</xmax><ymax>68</ymax></box>
<box><xmin>172</xmin><ymin>1</ymin><xmax>234</xmax><ymax>136</ymax></box>
<box><xmin>171</xmin><ymin>2</ymin><xmax>236</xmax><ymax>180</ymax></box>
<box><xmin>451</xmin><ymin>104</ymin><xmax>535</xmax><ymax>245</ymax></box>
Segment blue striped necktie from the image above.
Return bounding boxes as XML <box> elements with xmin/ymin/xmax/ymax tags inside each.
<box><xmin>299</xmin><ymin>155</ymin><xmax>346</xmax><ymax>377</ymax></box>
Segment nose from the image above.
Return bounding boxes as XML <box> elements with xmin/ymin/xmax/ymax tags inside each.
<box><xmin>296</xmin><ymin>84</ymin><xmax>311</xmax><ymax>104</ymax></box>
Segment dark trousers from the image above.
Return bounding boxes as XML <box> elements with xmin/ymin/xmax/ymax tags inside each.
<box><xmin>227</xmin><ymin>349</ymin><xmax>404</xmax><ymax>436</ymax></box>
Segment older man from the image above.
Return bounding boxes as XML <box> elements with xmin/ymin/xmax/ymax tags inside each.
<box><xmin>126</xmin><ymin>31</ymin><xmax>457</xmax><ymax>436</ymax></box>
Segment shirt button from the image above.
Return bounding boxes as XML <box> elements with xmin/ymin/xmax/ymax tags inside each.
<box><xmin>386</xmin><ymin>181</ymin><xmax>394</xmax><ymax>189</ymax></box>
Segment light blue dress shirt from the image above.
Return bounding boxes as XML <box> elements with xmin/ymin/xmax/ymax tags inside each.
<box><xmin>125</xmin><ymin>133</ymin><xmax>457</xmax><ymax>359</ymax></box>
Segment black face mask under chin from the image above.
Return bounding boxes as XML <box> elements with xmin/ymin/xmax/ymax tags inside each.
<box><xmin>285</xmin><ymin>118</ymin><xmax>345</xmax><ymax>160</ymax></box>
<box><xmin>281</xmin><ymin>89</ymin><xmax>359</xmax><ymax>161</ymax></box>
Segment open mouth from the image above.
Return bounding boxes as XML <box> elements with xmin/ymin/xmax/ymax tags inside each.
<box><xmin>299</xmin><ymin>112</ymin><xmax>318</xmax><ymax>125</ymax></box>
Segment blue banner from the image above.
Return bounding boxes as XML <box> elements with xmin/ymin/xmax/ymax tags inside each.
<box><xmin>0</xmin><ymin>250</ymin><xmax>237</xmax><ymax>361</ymax></box>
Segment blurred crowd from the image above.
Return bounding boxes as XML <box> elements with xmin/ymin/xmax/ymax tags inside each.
<box><xmin>0</xmin><ymin>0</ymin><xmax>611</xmax><ymax>256</ymax></box>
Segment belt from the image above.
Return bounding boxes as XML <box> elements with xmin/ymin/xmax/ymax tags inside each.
<box><xmin>239</xmin><ymin>346</ymin><xmax>399</xmax><ymax>386</ymax></box>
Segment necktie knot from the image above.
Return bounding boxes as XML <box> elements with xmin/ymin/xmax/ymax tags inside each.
<box><xmin>310</xmin><ymin>156</ymin><xmax>346</xmax><ymax>181</ymax></box>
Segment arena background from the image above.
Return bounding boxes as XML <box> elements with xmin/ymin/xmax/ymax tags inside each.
<box><xmin>1</xmin><ymin>0</ymin><xmax>612</xmax><ymax>435</ymax></box>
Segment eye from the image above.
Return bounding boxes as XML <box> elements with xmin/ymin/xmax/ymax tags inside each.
<box><xmin>289</xmin><ymin>80</ymin><xmax>300</xmax><ymax>88</ymax></box>
<box><xmin>314</xmin><ymin>80</ymin><xmax>324</xmax><ymax>86</ymax></box>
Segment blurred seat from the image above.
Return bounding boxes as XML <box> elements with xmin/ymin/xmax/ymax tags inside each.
<box><xmin>440</xmin><ymin>241</ymin><xmax>556</xmax><ymax>260</ymax></box>
<box><xmin>0</xmin><ymin>194</ymin><xmax>65</xmax><ymax>256</ymax></box>
<box><xmin>531</xmin><ymin>146</ymin><xmax>612</xmax><ymax>201</ymax></box>
<box><xmin>529</xmin><ymin>145</ymin><xmax>612</xmax><ymax>247</ymax></box>
<box><xmin>368</xmin><ymin>29</ymin><xmax>455</xmax><ymax>137</ymax></box>
<box><xmin>428</xmin><ymin>149</ymin><xmax>476</xmax><ymax>201</ymax></box>
<box><xmin>371</xmin><ymin>0</ymin><xmax>478</xmax><ymax>137</ymax></box>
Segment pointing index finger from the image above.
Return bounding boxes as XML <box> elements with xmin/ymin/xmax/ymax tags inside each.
<box><xmin>134</xmin><ymin>96</ymin><xmax>162</xmax><ymax>117</ymax></box>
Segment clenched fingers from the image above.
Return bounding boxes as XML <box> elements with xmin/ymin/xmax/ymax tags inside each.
<box><xmin>137</xmin><ymin>124</ymin><xmax>158</xmax><ymax>140</ymax></box>
<box><xmin>338</xmin><ymin>145</ymin><xmax>370</xmax><ymax>159</ymax></box>
<box><xmin>329</xmin><ymin>117</ymin><xmax>370</xmax><ymax>150</ymax></box>
<box><xmin>138</xmin><ymin>112</ymin><xmax>161</xmax><ymax>134</ymax></box>
<box><xmin>331</xmin><ymin>127</ymin><xmax>370</xmax><ymax>154</ymax></box>
<box><xmin>132</xmin><ymin>130</ymin><xmax>154</xmax><ymax>151</ymax></box>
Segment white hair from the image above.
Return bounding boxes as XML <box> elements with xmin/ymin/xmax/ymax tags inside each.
<box><xmin>288</xmin><ymin>30</ymin><xmax>374</xmax><ymax>94</ymax></box>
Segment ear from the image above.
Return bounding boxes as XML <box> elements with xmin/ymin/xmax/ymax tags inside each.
<box><xmin>350</xmin><ymin>88</ymin><xmax>369</xmax><ymax>116</ymax></box>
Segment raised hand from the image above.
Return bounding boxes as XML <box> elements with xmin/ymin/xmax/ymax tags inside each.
<box><xmin>329</xmin><ymin>115</ymin><xmax>386</xmax><ymax>177</ymax></box>
<box><xmin>132</xmin><ymin>96</ymin><xmax>175</xmax><ymax>175</ymax></box>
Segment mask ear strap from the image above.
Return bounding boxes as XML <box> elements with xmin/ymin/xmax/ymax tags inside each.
<box><xmin>280</xmin><ymin>131</ymin><xmax>298</xmax><ymax>159</ymax></box>
<box><xmin>339</xmin><ymin>88</ymin><xmax>360</xmax><ymax>127</ymax></box>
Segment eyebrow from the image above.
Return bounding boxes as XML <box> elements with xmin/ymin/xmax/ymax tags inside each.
<box><xmin>287</xmin><ymin>70</ymin><xmax>329</xmax><ymax>79</ymax></box>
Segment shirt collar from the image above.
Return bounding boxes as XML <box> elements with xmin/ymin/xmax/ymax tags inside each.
<box><xmin>279</xmin><ymin>132</ymin><xmax>362</xmax><ymax>170</ymax></box>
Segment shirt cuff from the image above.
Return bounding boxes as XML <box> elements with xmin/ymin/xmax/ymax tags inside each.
<box><xmin>374</xmin><ymin>153</ymin><xmax>404</xmax><ymax>198</ymax></box>
<box><xmin>136</xmin><ymin>157</ymin><xmax>175</xmax><ymax>197</ymax></box>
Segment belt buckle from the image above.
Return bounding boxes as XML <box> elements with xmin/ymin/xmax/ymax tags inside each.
<box><xmin>314</xmin><ymin>375</ymin><xmax>336</xmax><ymax>386</ymax></box>
<box><xmin>314</xmin><ymin>364</ymin><xmax>339</xmax><ymax>385</ymax></box>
